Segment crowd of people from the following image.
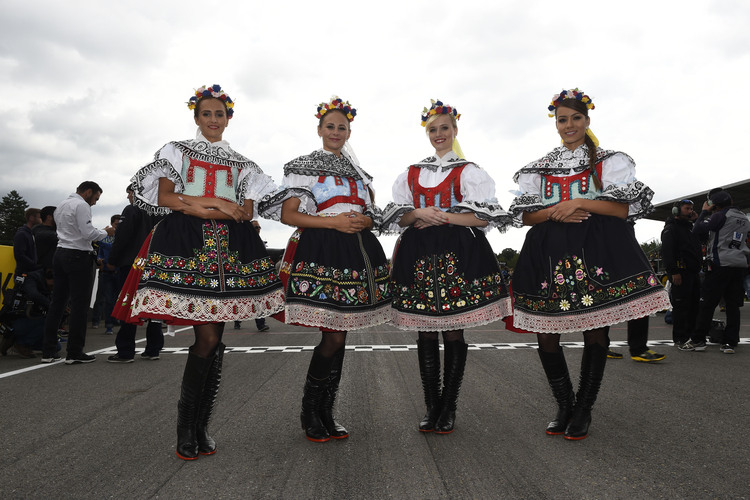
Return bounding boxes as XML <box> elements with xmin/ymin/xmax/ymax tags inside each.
<box><xmin>1</xmin><ymin>85</ymin><xmax>747</xmax><ymax>460</ymax></box>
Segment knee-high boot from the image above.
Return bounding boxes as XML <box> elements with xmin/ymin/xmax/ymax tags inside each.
<box><xmin>176</xmin><ymin>349</ymin><xmax>213</xmax><ymax>460</ymax></box>
<box><xmin>417</xmin><ymin>338</ymin><xmax>441</xmax><ymax>432</ymax></box>
<box><xmin>300</xmin><ymin>347</ymin><xmax>333</xmax><ymax>442</ymax></box>
<box><xmin>538</xmin><ymin>348</ymin><xmax>575</xmax><ymax>435</ymax></box>
<box><xmin>320</xmin><ymin>346</ymin><xmax>349</xmax><ymax>439</ymax></box>
<box><xmin>434</xmin><ymin>340</ymin><xmax>468</xmax><ymax>434</ymax></box>
<box><xmin>196</xmin><ymin>343</ymin><xmax>224</xmax><ymax>455</ymax></box>
<box><xmin>564</xmin><ymin>343</ymin><xmax>607</xmax><ymax>440</ymax></box>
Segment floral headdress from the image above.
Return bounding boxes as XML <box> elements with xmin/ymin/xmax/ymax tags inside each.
<box><xmin>420</xmin><ymin>99</ymin><xmax>465</xmax><ymax>159</ymax></box>
<box><xmin>316</xmin><ymin>96</ymin><xmax>357</xmax><ymax>122</ymax></box>
<box><xmin>187</xmin><ymin>84</ymin><xmax>235</xmax><ymax>119</ymax></box>
<box><xmin>547</xmin><ymin>88</ymin><xmax>594</xmax><ymax>118</ymax></box>
<box><xmin>421</xmin><ymin>99</ymin><xmax>460</xmax><ymax>127</ymax></box>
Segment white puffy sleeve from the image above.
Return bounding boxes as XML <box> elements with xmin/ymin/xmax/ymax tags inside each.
<box><xmin>130</xmin><ymin>143</ymin><xmax>185</xmax><ymax>215</ymax></box>
<box><xmin>257</xmin><ymin>173</ymin><xmax>318</xmax><ymax>221</ymax></box>
<box><xmin>380</xmin><ymin>169</ymin><xmax>415</xmax><ymax>234</ymax></box>
<box><xmin>451</xmin><ymin>164</ymin><xmax>510</xmax><ymax>232</ymax></box>
<box><xmin>597</xmin><ymin>152</ymin><xmax>655</xmax><ymax>221</ymax></box>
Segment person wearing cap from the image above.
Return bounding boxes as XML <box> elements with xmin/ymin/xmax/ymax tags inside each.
<box><xmin>661</xmin><ymin>199</ymin><xmax>701</xmax><ymax>347</ymax></box>
<box><xmin>680</xmin><ymin>190</ymin><xmax>750</xmax><ymax>353</ymax></box>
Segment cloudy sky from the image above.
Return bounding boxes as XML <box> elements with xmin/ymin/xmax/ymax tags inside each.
<box><xmin>1</xmin><ymin>0</ymin><xmax>748</xmax><ymax>255</ymax></box>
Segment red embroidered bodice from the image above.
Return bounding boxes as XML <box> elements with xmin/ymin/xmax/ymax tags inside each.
<box><xmin>183</xmin><ymin>157</ymin><xmax>236</xmax><ymax>200</ymax></box>
<box><xmin>542</xmin><ymin>162</ymin><xmax>603</xmax><ymax>205</ymax></box>
<box><xmin>314</xmin><ymin>175</ymin><xmax>367</xmax><ymax>212</ymax></box>
<box><xmin>408</xmin><ymin>165</ymin><xmax>466</xmax><ymax>209</ymax></box>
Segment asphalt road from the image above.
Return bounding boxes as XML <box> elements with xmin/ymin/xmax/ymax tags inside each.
<box><xmin>1</xmin><ymin>310</ymin><xmax>749</xmax><ymax>499</ymax></box>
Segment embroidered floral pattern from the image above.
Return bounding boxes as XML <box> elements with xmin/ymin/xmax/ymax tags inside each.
<box><xmin>140</xmin><ymin>220</ymin><xmax>277</xmax><ymax>294</ymax></box>
<box><xmin>394</xmin><ymin>252</ymin><xmax>507</xmax><ymax>316</ymax></box>
<box><xmin>514</xmin><ymin>253</ymin><xmax>662</xmax><ymax>315</ymax></box>
<box><xmin>287</xmin><ymin>259</ymin><xmax>391</xmax><ymax>308</ymax></box>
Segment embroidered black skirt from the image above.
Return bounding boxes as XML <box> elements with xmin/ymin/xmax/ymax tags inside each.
<box><xmin>390</xmin><ymin>225</ymin><xmax>511</xmax><ymax>330</ymax></box>
<box><xmin>113</xmin><ymin>212</ymin><xmax>285</xmax><ymax>325</ymax></box>
<box><xmin>278</xmin><ymin>227</ymin><xmax>392</xmax><ymax>330</ymax></box>
<box><xmin>510</xmin><ymin>214</ymin><xmax>670</xmax><ymax>334</ymax></box>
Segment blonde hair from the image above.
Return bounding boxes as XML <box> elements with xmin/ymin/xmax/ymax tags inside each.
<box><xmin>423</xmin><ymin>113</ymin><xmax>464</xmax><ymax>159</ymax></box>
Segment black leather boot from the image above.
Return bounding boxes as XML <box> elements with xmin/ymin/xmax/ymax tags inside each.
<box><xmin>417</xmin><ymin>338</ymin><xmax>441</xmax><ymax>432</ymax></box>
<box><xmin>565</xmin><ymin>343</ymin><xmax>607</xmax><ymax>440</ymax></box>
<box><xmin>196</xmin><ymin>343</ymin><xmax>224</xmax><ymax>455</ymax></box>
<box><xmin>300</xmin><ymin>348</ymin><xmax>332</xmax><ymax>442</ymax></box>
<box><xmin>538</xmin><ymin>348</ymin><xmax>575</xmax><ymax>435</ymax></box>
<box><xmin>320</xmin><ymin>347</ymin><xmax>349</xmax><ymax>439</ymax></box>
<box><xmin>434</xmin><ymin>340</ymin><xmax>468</xmax><ymax>434</ymax></box>
<box><xmin>176</xmin><ymin>350</ymin><xmax>213</xmax><ymax>460</ymax></box>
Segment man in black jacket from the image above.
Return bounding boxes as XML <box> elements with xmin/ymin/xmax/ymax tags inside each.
<box><xmin>107</xmin><ymin>186</ymin><xmax>164</xmax><ymax>363</ymax></box>
<box><xmin>661</xmin><ymin>199</ymin><xmax>701</xmax><ymax>346</ymax></box>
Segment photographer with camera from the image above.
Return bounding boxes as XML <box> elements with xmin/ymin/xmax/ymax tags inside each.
<box><xmin>0</xmin><ymin>268</ymin><xmax>58</xmax><ymax>358</ymax></box>
<box><xmin>680</xmin><ymin>190</ymin><xmax>750</xmax><ymax>353</ymax></box>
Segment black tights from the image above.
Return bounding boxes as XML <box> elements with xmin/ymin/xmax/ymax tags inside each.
<box><xmin>418</xmin><ymin>330</ymin><xmax>465</xmax><ymax>343</ymax></box>
<box><xmin>316</xmin><ymin>329</ymin><xmax>347</xmax><ymax>358</ymax></box>
<box><xmin>536</xmin><ymin>326</ymin><xmax>610</xmax><ymax>353</ymax></box>
<box><xmin>192</xmin><ymin>322</ymin><xmax>225</xmax><ymax>358</ymax></box>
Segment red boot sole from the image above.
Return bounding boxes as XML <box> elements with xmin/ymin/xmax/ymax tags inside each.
<box><xmin>563</xmin><ymin>434</ymin><xmax>588</xmax><ymax>441</ymax></box>
<box><xmin>305</xmin><ymin>436</ymin><xmax>330</xmax><ymax>443</ymax></box>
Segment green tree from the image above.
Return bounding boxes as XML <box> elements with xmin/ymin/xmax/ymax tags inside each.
<box><xmin>0</xmin><ymin>190</ymin><xmax>29</xmax><ymax>246</ymax></box>
<box><xmin>498</xmin><ymin>247</ymin><xmax>519</xmax><ymax>270</ymax></box>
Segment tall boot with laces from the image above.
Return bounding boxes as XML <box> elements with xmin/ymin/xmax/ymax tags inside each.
<box><xmin>434</xmin><ymin>340</ymin><xmax>468</xmax><ymax>434</ymax></box>
<box><xmin>417</xmin><ymin>337</ymin><xmax>441</xmax><ymax>432</ymax></box>
<box><xmin>537</xmin><ymin>348</ymin><xmax>575</xmax><ymax>435</ymax></box>
<box><xmin>176</xmin><ymin>349</ymin><xmax>213</xmax><ymax>460</ymax></box>
<box><xmin>320</xmin><ymin>346</ymin><xmax>349</xmax><ymax>439</ymax></box>
<box><xmin>564</xmin><ymin>343</ymin><xmax>607</xmax><ymax>440</ymax></box>
<box><xmin>196</xmin><ymin>343</ymin><xmax>224</xmax><ymax>455</ymax></box>
<box><xmin>300</xmin><ymin>347</ymin><xmax>333</xmax><ymax>442</ymax></box>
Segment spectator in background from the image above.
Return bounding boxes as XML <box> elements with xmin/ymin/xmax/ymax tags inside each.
<box><xmin>13</xmin><ymin>208</ymin><xmax>41</xmax><ymax>276</ymax></box>
<box><xmin>233</xmin><ymin>220</ymin><xmax>271</xmax><ymax>332</ymax></box>
<box><xmin>92</xmin><ymin>214</ymin><xmax>120</xmax><ymax>334</ymax></box>
<box><xmin>681</xmin><ymin>190</ymin><xmax>750</xmax><ymax>354</ymax></box>
<box><xmin>33</xmin><ymin>206</ymin><xmax>58</xmax><ymax>271</ymax></box>
<box><xmin>661</xmin><ymin>199</ymin><xmax>701</xmax><ymax>347</ymax></box>
<box><xmin>107</xmin><ymin>185</ymin><xmax>164</xmax><ymax>363</ymax></box>
<box><xmin>40</xmin><ymin>181</ymin><xmax>115</xmax><ymax>364</ymax></box>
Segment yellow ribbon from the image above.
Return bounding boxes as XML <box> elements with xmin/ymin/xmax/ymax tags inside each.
<box><xmin>586</xmin><ymin>128</ymin><xmax>599</xmax><ymax>147</ymax></box>
<box><xmin>452</xmin><ymin>138</ymin><xmax>465</xmax><ymax>159</ymax></box>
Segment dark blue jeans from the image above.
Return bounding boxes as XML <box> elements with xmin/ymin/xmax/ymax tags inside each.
<box><xmin>43</xmin><ymin>249</ymin><xmax>96</xmax><ymax>357</ymax></box>
<box><xmin>114</xmin><ymin>321</ymin><xmax>164</xmax><ymax>359</ymax></box>
<box><xmin>113</xmin><ymin>267</ymin><xmax>164</xmax><ymax>358</ymax></box>
<box><xmin>92</xmin><ymin>270</ymin><xmax>118</xmax><ymax>327</ymax></box>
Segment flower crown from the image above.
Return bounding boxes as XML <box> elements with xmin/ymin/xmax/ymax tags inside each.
<box><xmin>547</xmin><ymin>88</ymin><xmax>594</xmax><ymax>118</ymax></box>
<box><xmin>187</xmin><ymin>84</ymin><xmax>235</xmax><ymax>119</ymax></box>
<box><xmin>316</xmin><ymin>96</ymin><xmax>357</xmax><ymax>122</ymax></box>
<box><xmin>421</xmin><ymin>99</ymin><xmax>460</xmax><ymax>127</ymax></box>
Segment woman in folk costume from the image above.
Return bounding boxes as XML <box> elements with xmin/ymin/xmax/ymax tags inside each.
<box><xmin>258</xmin><ymin>96</ymin><xmax>391</xmax><ymax>442</ymax></box>
<box><xmin>113</xmin><ymin>84</ymin><xmax>284</xmax><ymax>459</ymax></box>
<box><xmin>382</xmin><ymin>100</ymin><xmax>512</xmax><ymax>434</ymax></box>
<box><xmin>508</xmin><ymin>88</ymin><xmax>670</xmax><ymax>440</ymax></box>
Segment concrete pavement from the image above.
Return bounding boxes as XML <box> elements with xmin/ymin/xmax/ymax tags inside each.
<box><xmin>1</xmin><ymin>311</ymin><xmax>749</xmax><ymax>499</ymax></box>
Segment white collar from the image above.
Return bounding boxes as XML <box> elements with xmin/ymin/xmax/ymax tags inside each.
<box><xmin>195</xmin><ymin>129</ymin><xmax>231</xmax><ymax>150</ymax></box>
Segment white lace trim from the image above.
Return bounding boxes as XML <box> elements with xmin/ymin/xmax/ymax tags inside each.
<box><xmin>131</xmin><ymin>288</ymin><xmax>286</xmax><ymax>322</ymax></box>
<box><xmin>512</xmin><ymin>289</ymin><xmax>671</xmax><ymax>334</ymax></box>
<box><xmin>285</xmin><ymin>302</ymin><xmax>391</xmax><ymax>331</ymax></box>
<box><xmin>391</xmin><ymin>298</ymin><xmax>512</xmax><ymax>331</ymax></box>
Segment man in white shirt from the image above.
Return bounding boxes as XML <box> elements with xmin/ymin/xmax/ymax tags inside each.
<box><xmin>41</xmin><ymin>181</ymin><xmax>115</xmax><ymax>364</ymax></box>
